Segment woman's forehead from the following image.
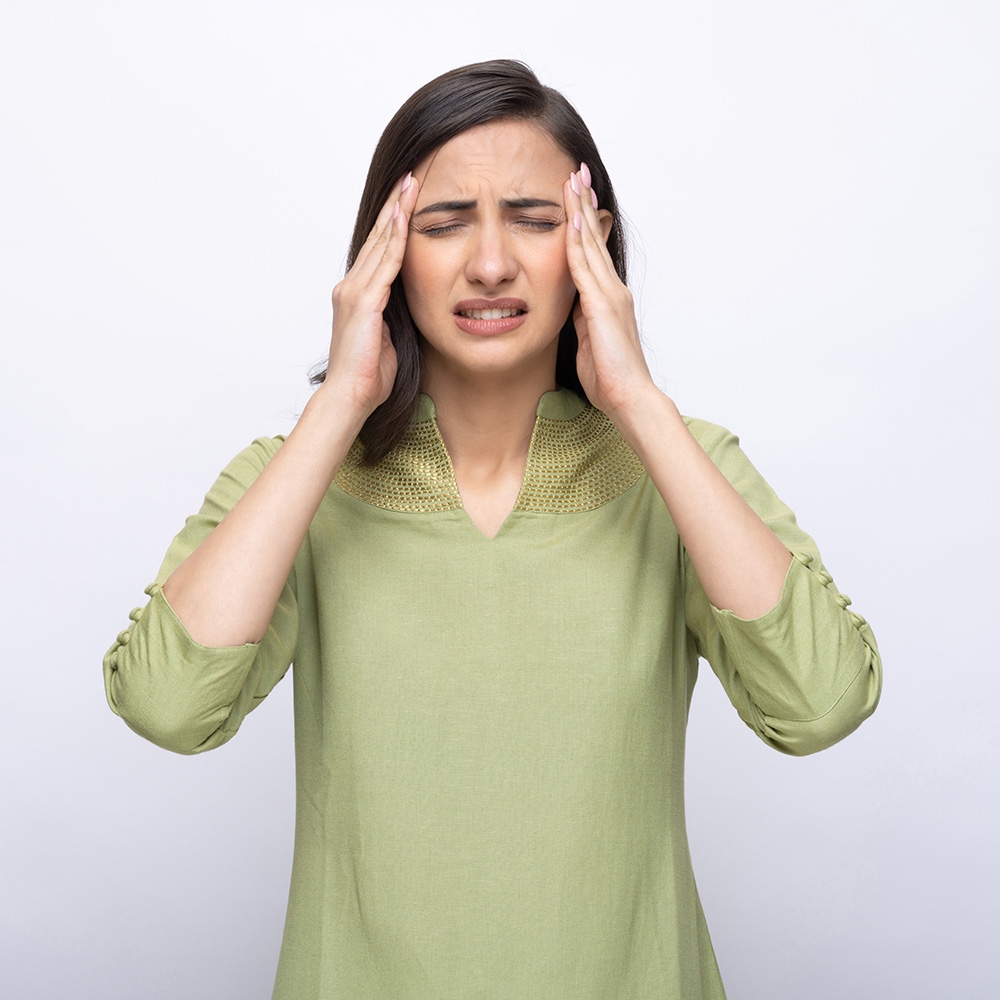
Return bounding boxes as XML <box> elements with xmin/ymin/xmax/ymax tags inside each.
<box><xmin>413</xmin><ymin>121</ymin><xmax>574</xmax><ymax>199</ymax></box>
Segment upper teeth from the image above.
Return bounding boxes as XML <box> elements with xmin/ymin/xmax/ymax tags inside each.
<box><xmin>461</xmin><ymin>308</ymin><xmax>522</xmax><ymax>319</ymax></box>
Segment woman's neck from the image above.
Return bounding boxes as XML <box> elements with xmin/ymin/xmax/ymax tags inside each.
<box><xmin>420</xmin><ymin>368</ymin><xmax>557</xmax><ymax>537</ymax></box>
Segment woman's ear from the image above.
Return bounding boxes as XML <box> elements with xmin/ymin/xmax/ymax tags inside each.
<box><xmin>597</xmin><ymin>209</ymin><xmax>613</xmax><ymax>245</ymax></box>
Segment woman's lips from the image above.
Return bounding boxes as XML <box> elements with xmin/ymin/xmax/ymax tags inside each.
<box><xmin>453</xmin><ymin>298</ymin><xmax>528</xmax><ymax>336</ymax></box>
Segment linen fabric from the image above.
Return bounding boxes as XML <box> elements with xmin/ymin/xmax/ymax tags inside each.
<box><xmin>104</xmin><ymin>389</ymin><xmax>881</xmax><ymax>999</ymax></box>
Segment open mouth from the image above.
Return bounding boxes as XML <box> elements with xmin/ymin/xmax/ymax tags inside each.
<box><xmin>457</xmin><ymin>307</ymin><xmax>525</xmax><ymax>320</ymax></box>
<box><xmin>452</xmin><ymin>299</ymin><xmax>529</xmax><ymax>335</ymax></box>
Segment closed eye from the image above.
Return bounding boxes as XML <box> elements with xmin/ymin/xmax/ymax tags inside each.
<box><xmin>415</xmin><ymin>218</ymin><xmax>561</xmax><ymax>236</ymax></box>
<box><xmin>516</xmin><ymin>219</ymin><xmax>560</xmax><ymax>231</ymax></box>
<box><xmin>417</xmin><ymin>222</ymin><xmax>464</xmax><ymax>237</ymax></box>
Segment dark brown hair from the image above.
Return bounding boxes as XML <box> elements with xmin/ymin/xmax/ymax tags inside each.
<box><xmin>311</xmin><ymin>59</ymin><xmax>628</xmax><ymax>463</ymax></box>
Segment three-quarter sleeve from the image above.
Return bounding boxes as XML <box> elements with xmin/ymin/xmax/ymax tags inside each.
<box><xmin>103</xmin><ymin>437</ymin><xmax>298</xmax><ymax>755</ymax></box>
<box><xmin>683</xmin><ymin>419</ymin><xmax>882</xmax><ymax>756</ymax></box>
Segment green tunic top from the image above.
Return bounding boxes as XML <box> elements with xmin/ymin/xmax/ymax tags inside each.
<box><xmin>104</xmin><ymin>389</ymin><xmax>881</xmax><ymax>999</ymax></box>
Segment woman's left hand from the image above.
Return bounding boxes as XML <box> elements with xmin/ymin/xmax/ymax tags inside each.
<box><xmin>565</xmin><ymin>165</ymin><xmax>793</xmax><ymax>618</ymax></box>
<box><xmin>563</xmin><ymin>164</ymin><xmax>658</xmax><ymax>421</ymax></box>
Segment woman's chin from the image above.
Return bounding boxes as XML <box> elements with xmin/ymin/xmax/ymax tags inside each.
<box><xmin>421</xmin><ymin>342</ymin><xmax>560</xmax><ymax>387</ymax></box>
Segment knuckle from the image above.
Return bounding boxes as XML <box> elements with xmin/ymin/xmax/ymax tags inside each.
<box><xmin>382</xmin><ymin>239</ymin><xmax>405</xmax><ymax>264</ymax></box>
<box><xmin>609</xmin><ymin>284</ymin><xmax>633</xmax><ymax>308</ymax></box>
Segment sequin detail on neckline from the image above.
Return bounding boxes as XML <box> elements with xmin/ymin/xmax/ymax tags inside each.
<box><xmin>334</xmin><ymin>402</ymin><xmax>644</xmax><ymax>514</ymax></box>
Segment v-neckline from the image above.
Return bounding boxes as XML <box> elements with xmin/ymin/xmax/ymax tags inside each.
<box><xmin>330</xmin><ymin>389</ymin><xmax>644</xmax><ymax>533</ymax></box>
<box><xmin>420</xmin><ymin>392</ymin><xmax>552</xmax><ymax>541</ymax></box>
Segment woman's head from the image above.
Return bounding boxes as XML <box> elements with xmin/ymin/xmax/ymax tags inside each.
<box><xmin>315</xmin><ymin>59</ymin><xmax>627</xmax><ymax>462</ymax></box>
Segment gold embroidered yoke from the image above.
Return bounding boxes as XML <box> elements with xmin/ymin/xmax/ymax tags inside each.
<box><xmin>104</xmin><ymin>389</ymin><xmax>881</xmax><ymax>1000</ymax></box>
<box><xmin>334</xmin><ymin>390</ymin><xmax>645</xmax><ymax>515</ymax></box>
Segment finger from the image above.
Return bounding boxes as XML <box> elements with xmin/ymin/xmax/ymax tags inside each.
<box><xmin>367</xmin><ymin>174</ymin><xmax>420</xmax><ymax>289</ymax></box>
<box><xmin>352</xmin><ymin>173</ymin><xmax>414</xmax><ymax>278</ymax></box>
<box><xmin>564</xmin><ymin>173</ymin><xmax>611</xmax><ymax>298</ymax></box>
<box><xmin>356</xmin><ymin>182</ymin><xmax>404</xmax><ymax>262</ymax></box>
<box><xmin>564</xmin><ymin>171</ymin><xmax>637</xmax><ymax>344</ymax></box>
<box><xmin>573</xmin><ymin>163</ymin><xmax>619</xmax><ymax>284</ymax></box>
<box><xmin>563</xmin><ymin>173</ymin><xmax>591</xmax><ymax>281</ymax></box>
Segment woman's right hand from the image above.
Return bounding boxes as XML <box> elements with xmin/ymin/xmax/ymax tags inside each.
<box><xmin>321</xmin><ymin>173</ymin><xmax>421</xmax><ymax>419</ymax></box>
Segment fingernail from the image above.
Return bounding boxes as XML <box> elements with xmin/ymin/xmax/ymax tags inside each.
<box><xmin>574</xmin><ymin>211</ymin><xmax>582</xmax><ymax>231</ymax></box>
<box><xmin>580</xmin><ymin>162</ymin><xmax>592</xmax><ymax>188</ymax></box>
<box><xmin>591</xmin><ymin>188</ymin><xmax>598</xmax><ymax>210</ymax></box>
<box><xmin>570</xmin><ymin>171</ymin><xmax>580</xmax><ymax>195</ymax></box>
<box><xmin>401</xmin><ymin>172</ymin><xmax>412</xmax><ymax>192</ymax></box>
<box><xmin>393</xmin><ymin>200</ymin><xmax>400</xmax><ymax>220</ymax></box>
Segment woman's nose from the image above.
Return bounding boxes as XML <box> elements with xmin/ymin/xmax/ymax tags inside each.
<box><xmin>464</xmin><ymin>222</ymin><xmax>518</xmax><ymax>287</ymax></box>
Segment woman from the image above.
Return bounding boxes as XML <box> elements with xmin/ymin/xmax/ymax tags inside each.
<box><xmin>105</xmin><ymin>60</ymin><xmax>881</xmax><ymax>998</ymax></box>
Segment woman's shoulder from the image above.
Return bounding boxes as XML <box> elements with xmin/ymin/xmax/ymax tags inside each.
<box><xmin>681</xmin><ymin>415</ymin><xmax>737</xmax><ymax>451</ymax></box>
<box><xmin>248</xmin><ymin>434</ymin><xmax>287</xmax><ymax>458</ymax></box>
<box><xmin>230</xmin><ymin>434</ymin><xmax>287</xmax><ymax>467</ymax></box>
<box><xmin>207</xmin><ymin>435</ymin><xmax>288</xmax><ymax>494</ymax></box>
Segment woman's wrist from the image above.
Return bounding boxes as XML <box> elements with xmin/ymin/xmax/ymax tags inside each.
<box><xmin>602</xmin><ymin>382</ymin><xmax>683</xmax><ymax>453</ymax></box>
<box><xmin>304</xmin><ymin>379</ymin><xmax>376</xmax><ymax>444</ymax></box>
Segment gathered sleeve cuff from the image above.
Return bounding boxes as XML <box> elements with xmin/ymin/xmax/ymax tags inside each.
<box><xmin>704</xmin><ymin>551</ymin><xmax>881</xmax><ymax>755</ymax></box>
<box><xmin>683</xmin><ymin>419</ymin><xmax>882</xmax><ymax>756</ymax></box>
<box><xmin>103</xmin><ymin>437</ymin><xmax>297</xmax><ymax>755</ymax></box>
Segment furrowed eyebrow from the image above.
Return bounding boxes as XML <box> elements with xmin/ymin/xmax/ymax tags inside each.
<box><xmin>413</xmin><ymin>197</ymin><xmax>561</xmax><ymax>218</ymax></box>
<box><xmin>499</xmin><ymin>198</ymin><xmax>561</xmax><ymax>210</ymax></box>
<box><xmin>414</xmin><ymin>200</ymin><xmax>476</xmax><ymax>218</ymax></box>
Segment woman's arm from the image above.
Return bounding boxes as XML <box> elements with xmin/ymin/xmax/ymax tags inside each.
<box><xmin>162</xmin><ymin>175</ymin><xmax>420</xmax><ymax>647</ymax></box>
<box><xmin>563</xmin><ymin>166</ymin><xmax>790</xmax><ymax>619</ymax></box>
<box><xmin>679</xmin><ymin>419</ymin><xmax>881</xmax><ymax>754</ymax></box>
<box><xmin>104</xmin><ymin>437</ymin><xmax>300</xmax><ymax>753</ymax></box>
<box><xmin>563</xmin><ymin>167</ymin><xmax>880</xmax><ymax>753</ymax></box>
<box><xmin>610</xmin><ymin>389</ymin><xmax>792</xmax><ymax>619</ymax></box>
<box><xmin>162</xmin><ymin>392</ymin><xmax>363</xmax><ymax>645</ymax></box>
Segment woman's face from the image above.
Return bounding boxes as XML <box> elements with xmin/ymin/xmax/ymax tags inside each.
<box><xmin>401</xmin><ymin>120</ymin><xmax>580</xmax><ymax>387</ymax></box>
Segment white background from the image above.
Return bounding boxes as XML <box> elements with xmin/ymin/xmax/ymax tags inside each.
<box><xmin>2</xmin><ymin>1</ymin><xmax>997</xmax><ymax>997</ymax></box>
